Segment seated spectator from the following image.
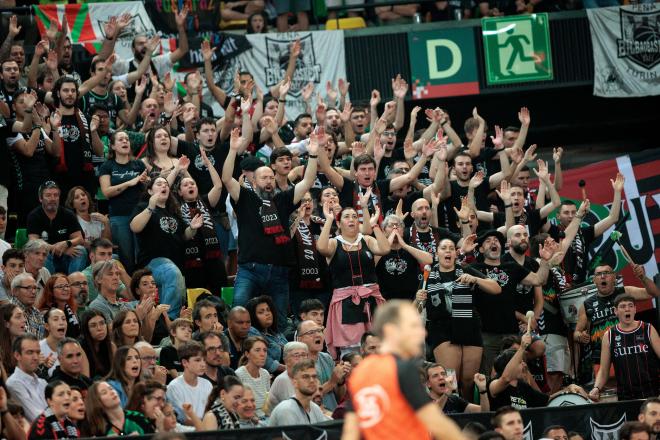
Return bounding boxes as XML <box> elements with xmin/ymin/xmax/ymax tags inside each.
<box><xmin>112</xmin><ymin>309</ymin><xmax>142</xmax><ymax>348</ymax></box>
<box><xmin>78</xmin><ymin>310</ymin><xmax>114</xmax><ymax>379</ymax></box>
<box><xmin>360</xmin><ymin>331</ymin><xmax>381</xmax><ymax>357</ymax></box>
<box><xmin>130</xmin><ymin>176</ymin><xmax>192</xmax><ymax>320</ymax></box>
<box><xmin>234</xmin><ymin>336</ymin><xmax>270</xmax><ymax>420</ymax></box>
<box><xmin>39</xmin><ymin>308</ymin><xmax>68</xmax><ymax>377</ymax></box>
<box><xmin>246</xmin><ymin>295</ymin><xmax>287</xmax><ymax>374</ymax></box>
<box><xmin>225</xmin><ymin>306</ymin><xmax>251</xmax><ymax>370</ymax></box>
<box><xmin>131</xmin><ymin>269</ymin><xmax>171</xmax><ymax>345</ymax></box>
<box><xmin>269</xmin><ymin>359</ymin><xmax>330</xmax><ymax>426</ymax></box>
<box><xmin>83</xmin><ymin>238</ymin><xmax>131</xmax><ymax>304</ymax></box>
<box><xmin>67</xmin><ymin>272</ymin><xmax>89</xmax><ymax>311</ymax></box>
<box><xmin>67</xmin><ymin>387</ymin><xmax>86</xmax><ymax>427</ymax></box>
<box><xmin>22</xmin><ymin>240</ymin><xmax>51</xmax><ymax>300</ymax></box>
<box><xmin>543</xmin><ymin>425</ymin><xmax>569</xmax><ymax>440</ymax></box>
<box><xmin>620</xmin><ymin>422</ymin><xmax>652</xmax><ymax>440</ymax></box>
<box><xmin>492</xmin><ymin>407</ymin><xmax>524</xmax><ymax>440</ymax></box>
<box><xmin>88</xmin><ymin>260</ymin><xmax>132</xmax><ymax>322</ymax></box>
<box><xmin>375</xmin><ymin>3</ymin><xmax>419</xmax><ymax>25</ymax></box>
<box><xmin>268</xmin><ymin>341</ymin><xmax>309</xmax><ymax>410</ymax></box>
<box><xmin>9</xmin><ymin>272</ymin><xmax>45</xmax><ymax>339</ymax></box>
<box><xmin>125</xmin><ymin>380</ymin><xmax>168</xmax><ymax>434</ymax></box>
<box><xmin>83</xmin><ymin>381</ymin><xmax>150</xmax><ymax>436</ymax></box>
<box><xmin>50</xmin><ymin>338</ymin><xmax>92</xmax><ymax>391</ymax></box>
<box><xmin>567</xmin><ymin>433</ymin><xmax>585</xmax><ymax>440</ymax></box>
<box><xmin>198</xmin><ymin>331</ymin><xmax>235</xmax><ymax>386</ymax></box>
<box><xmin>134</xmin><ymin>341</ymin><xmax>168</xmax><ymax>385</ymax></box>
<box><xmin>160</xmin><ymin>318</ymin><xmax>194</xmax><ymax>381</ymax></box>
<box><xmin>192</xmin><ymin>299</ymin><xmax>224</xmax><ymax>339</ymax></box>
<box><xmin>0</xmin><ymin>303</ymin><xmax>27</xmax><ymax>373</ymax></box>
<box><xmin>166</xmin><ymin>341</ymin><xmax>212</xmax><ymax>423</ymax></box>
<box><xmin>0</xmin><ymin>249</ymin><xmax>25</xmax><ymax>302</ymax></box>
<box><xmin>638</xmin><ymin>398</ymin><xmax>660</xmax><ymax>440</ymax></box>
<box><xmin>425</xmin><ymin>363</ymin><xmax>489</xmax><ymax>413</ymax></box>
<box><xmin>6</xmin><ymin>334</ymin><xmax>48</xmax><ymax>422</ymax></box>
<box><xmin>236</xmin><ymin>385</ymin><xmax>266</xmax><ymax>428</ymax></box>
<box><xmin>201</xmin><ymin>375</ymin><xmax>243</xmax><ymax>431</ymax></box>
<box><xmin>106</xmin><ymin>346</ymin><xmax>142</xmax><ymax>407</ymax></box>
<box><xmin>65</xmin><ymin>186</ymin><xmax>111</xmax><ymax>246</ymax></box>
<box><xmin>27</xmin><ymin>380</ymin><xmax>79</xmax><ymax>440</ymax></box>
<box><xmin>26</xmin><ymin>181</ymin><xmax>87</xmax><ymax>275</ymax></box>
<box><xmin>36</xmin><ymin>274</ymin><xmax>80</xmax><ymax>338</ymax></box>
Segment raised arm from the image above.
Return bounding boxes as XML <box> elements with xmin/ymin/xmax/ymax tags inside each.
<box><xmin>423</xmin><ymin>145</ymin><xmax>448</xmax><ymax>200</ymax></box>
<box><xmin>512</xmin><ymin>107</ymin><xmax>530</xmax><ymax>152</ymax></box>
<box><xmin>490</xmin><ymin>334</ymin><xmax>531</xmax><ymax>396</ymax></box>
<box><xmin>125</xmin><ymin>35</ymin><xmax>159</xmax><ymax>85</ymax></box>
<box><xmin>0</xmin><ymin>15</ymin><xmax>21</xmax><ymax>63</ymax></box>
<box><xmin>369</xmin><ymin>90</ymin><xmax>381</xmax><ymax>129</ymax></box>
<box><xmin>391</xmin><ymin>74</ymin><xmax>408</xmax><ymax>131</ymax></box>
<box><xmin>467</xmin><ymin>107</ymin><xmax>485</xmax><ymax>159</ymax></box>
<box><xmin>316</xmin><ymin>202</ymin><xmax>338</xmax><ymax>258</ymax></box>
<box><xmin>534</xmin><ymin>159</ymin><xmax>561</xmax><ymax>219</ymax></box>
<box><xmin>98</xmin><ymin>14</ymin><xmax>132</xmax><ymax>61</ymax></box>
<box><xmin>221</xmin><ymin>128</ymin><xmax>245</xmax><ymax>201</ymax></box>
<box><xmin>293</xmin><ymin>134</ymin><xmax>319</xmax><ymax>204</ymax></box>
<box><xmin>27</xmin><ymin>40</ymin><xmax>49</xmax><ymax>89</ymax></box>
<box><xmin>553</xmin><ymin>147</ymin><xmax>564</xmax><ymax>191</ymax></box>
<box><xmin>169</xmin><ymin>7</ymin><xmax>190</xmax><ymax>65</ymax></box>
<box><xmin>201</xmin><ymin>40</ymin><xmax>228</xmax><ymax>107</ymax></box>
<box><xmin>390</xmin><ymin>139</ymin><xmax>439</xmax><ymax>191</ymax></box>
<box><xmin>560</xmin><ymin>199</ymin><xmax>589</xmax><ymax>255</ymax></box>
<box><xmin>521</xmin><ymin>239</ymin><xmax>558</xmax><ymax>286</ymax></box>
<box><xmin>594</xmin><ymin>173</ymin><xmax>624</xmax><ymax>237</ymax></box>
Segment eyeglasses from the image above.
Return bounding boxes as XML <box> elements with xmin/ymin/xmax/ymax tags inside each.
<box><xmin>289</xmin><ymin>352</ymin><xmax>308</xmax><ymax>359</ymax></box>
<box><xmin>300</xmin><ymin>327</ymin><xmax>325</xmax><ymax>337</ymax></box>
<box><xmin>70</xmin><ymin>281</ymin><xmax>88</xmax><ymax>287</ymax></box>
<box><xmin>594</xmin><ymin>271</ymin><xmax>615</xmax><ymax>277</ymax></box>
<box><xmin>206</xmin><ymin>346</ymin><xmax>225</xmax><ymax>353</ymax></box>
<box><xmin>298</xmin><ymin>373</ymin><xmax>318</xmax><ymax>381</ymax></box>
<box><xmin>53</xmin><ymin>284</ymin><xmax>71</xmax><ymax>290</ymax></box>
<box><xmin>382</xmin><ymin>131</ymin><xmax>396</xmax><ymax>137</ymax></box>
<box><xmin>301</xmin><ymin>198</ymin><xmax>312</xmax><ymax>203</ymax></box>
<box><xmin>17</xmin><ymin>285</ymin><xmax>38</xmax><ymax>291</ymax></box>
<box><xmin>141</xmin><ymin>355</ymin><xmax>158</xmax><ymax>362</ymax></box>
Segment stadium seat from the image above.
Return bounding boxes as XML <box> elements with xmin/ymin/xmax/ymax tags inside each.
<box><xmin>325</xmin><ymin>17</ymin><xmax>367</xmax><ymax>30</ymax></box>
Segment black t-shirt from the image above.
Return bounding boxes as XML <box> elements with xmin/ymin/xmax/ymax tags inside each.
<box><xmin>442</xmin><ymin>394</ymin><xmax>469</xmax><ymax>414</ymax></box>
<box><xmin>79</xmin><ymin>91</ymin><xmax>125</xmax><ymax>127</ymax></box>
<box><xmin>26</xmin><ymin>206</ymin><xmax>82</xmax><ymax>245</ymax></box>
<box><xmin>132</xmin><ymin>203</ymin><xmax>187</xmax><ymax>266</ymax></box>
<box><xmin>447</xmin><ymin>179</ymin><xmax>490</xmax><ymax>232</ymax></box>
<box><xmin>382</xmin><ymin>190</ymin><xmax>423</xmax><ymax>226</ymax></box>
<box><xmin>539</xmin><ymin>266</ymin><xmax>569</xmax><ymax>337</ymax></box>
<box><xmin>0</xmin><ymin>81</ymin><xmax>16</xmax><ymax>119</ymax></box>
<box><xmin>59</xmin><ymin>113</ymin><xmax>93</xmax><ymax>178</ymax></box>
<box><xmin>376</xmin><ymin>248</ymin><xmax>421</xmax><ymax>300</ymax></box>
<box><xmin>98</xmin><ymin>159</ymin><xmax>146</xmax><ymax>216</ymax></box>
<box><xmin>488</xmin><ymin>379</ymin><xmax>549</xmax><ymax>411</ymax></box>
<box><xmin>159</xmin><ymin>345</ymin><xmax>183</xmax><ymax>373</ymax></box>
<box><xmin>231</xmin><ymin>186</ymin><xmax>298</xmax><ymax>266</ymax></box>
<box><xmin>549</xmin><ymin>223</ymin><xmax>596</xmax><ymax>286</ymax></box>
<box><xmin>494</xmin><ymin>207</ymin><xmax>546</xmax><ymax>238</ymax></box>
<box><xmin>8</xmin><ymin>129</ymin><xmax>51</xmax><ymax>191</ymax></box>
<box><xmin>501</xmin><ymin>253</ymin><xmax>540</xmax><ymax>315</ymax></box>
<box><xmin>176</xmin><ymin>139</ymin><xmax>232</xmax><ymax>195</ymax></box>
<box><xmin>473</xmin><ymin>261</ymin><xmax>530</xmax><ymax>334</ymax></box>
<box><xmin>377</xmin><ymin>148</ymin><xmax>406</xmax><ymax>181</ymax></box>
<box><xmin>339</xmin><ymin>176</ymin><xmax>391</xmax><ymax>216</ymax></box>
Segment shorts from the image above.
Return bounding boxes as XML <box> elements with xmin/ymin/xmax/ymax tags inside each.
<box><xmin>541</xmin><ymin>334</ymin><xmax>570</xmax><ymax>374</ymax></box>
<box><xmin>276</xmin><ymin>0</ymin><xmax>311</xmax><ymax>14</ymax></box>
<box><xmin>426</xmin><ymin>319</ymin><xmax>451</xmax><ymax>349</ymax></box>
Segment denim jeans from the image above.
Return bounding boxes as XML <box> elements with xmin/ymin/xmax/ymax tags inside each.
<box><xmin>233</xmin><ymin>263</ymin><xmax>289</xmax><ymax>332</ymax></box>
<box><xmin>147</xmin><ymin>257</ymin><xmax>186</xmax><ymax>320</ymax></box>
<box><xmin>45</xmin><ymin>246</ymin><xmax>89</xmax><ymax>274</ymax></box>
<box><xmin>110</xmin><ymin>215</ymin><xmax>137</xmax><ymax>273</ymax></box>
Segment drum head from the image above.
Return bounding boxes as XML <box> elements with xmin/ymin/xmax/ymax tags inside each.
<box><xmin>547</xmin><ymin>392</ymin><xmax>592</xmax><ymax>407</ymax></box>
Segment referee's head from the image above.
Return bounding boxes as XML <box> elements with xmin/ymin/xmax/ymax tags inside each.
<box><xmin>372</xmin><ymin>300</ymin><xmax>425</xmax><ymax>359</ymax></box>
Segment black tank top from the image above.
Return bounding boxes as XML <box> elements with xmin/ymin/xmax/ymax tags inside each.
<box><xmin>583</xmin><ymin>287</ymin><xmax>623</xmax><ymax>362</ymax></box>
<box><xmin>329</xmin><ymin>238</ymin><xmax>377</xmax><ymax>289</ymax></box>
<box><xmin>609</xmin><ymin>321</ymin><xmax>660</xmax><ymax>400</ymax></box>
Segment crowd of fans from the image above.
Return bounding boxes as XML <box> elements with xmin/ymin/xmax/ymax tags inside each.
<box><xmin>0</xmin><ymin>6</ymin><xmax>657</xmax><ymax>440</ymax></box>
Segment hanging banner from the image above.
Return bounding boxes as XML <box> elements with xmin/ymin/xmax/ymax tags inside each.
<box><xmin>482</xmin><ymin>13</ymin><xmax>553</xmax><ymax>85</ymax></box>
<box><xmin>210</xmin><ymin>31</ymin><xmax>347</xmax><ymax>120</ymax></box>
<box><xmin>408</xmin><ymin>28</ymin><xmax>480</xmax><ymax>99</ymax></box>
<box><xmin>32</xmin><ymin>2</ymin><xmax>156</xmax><ymax>60</ymax></box>
<box><xmin>587</xmin><ymin>4</ymin><xmax>660</xmax><ymax>97</ymax></box>
<box><xmin>143</xmin><ymin>0</ymin><xmax>221</xmax><ymax>36</ymax></box>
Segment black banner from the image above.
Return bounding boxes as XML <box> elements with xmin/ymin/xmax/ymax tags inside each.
<box><xmin>88</xmin><ymin>400</ymin><xmax>642</xmax><ymax>440</ymax></box>
<box><xmin>176</xmin><ymin>32</ymin><xmax>252</xmax><ymax>70</ymax></box>
<box><xmin>143</xmin><ymin>0</ymin><xmax>221</xmax><ymax>35</ymax></box>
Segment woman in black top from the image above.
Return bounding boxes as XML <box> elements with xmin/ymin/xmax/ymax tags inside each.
<box><xmin>78</xmin><ymin>310</ymin><xmax>114</xmax><ymax>379</ymax></box>
<box><xmin>421</xmin><ymin>238</ymin><xmax>500</xmax><ymax>399</ymax></box>
<box><xmin>28</xmin><ymin>381</ymin><xmax>79</xmax><ymax>440</ymax></box>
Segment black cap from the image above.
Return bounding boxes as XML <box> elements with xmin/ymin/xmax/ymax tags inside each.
<box><xmin>38</xmin><ymin>180</ymin><xmax>60</xmax><ymax>198</ymax></box>
<box><xmin>477</xmin><ymin>229</ymin><xmax>505</xmax><ymax>249</ymax></box>
<box><xmin>240</xmin><ymin>156</ymin><xmax>264</xmax><ymax>172</ymax></box>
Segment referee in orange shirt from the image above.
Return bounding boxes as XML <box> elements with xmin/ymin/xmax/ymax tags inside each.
<box><xmin>342</xmin><ymin>299</ymin><xmax>466</xmax><ymax>440</ymax></box>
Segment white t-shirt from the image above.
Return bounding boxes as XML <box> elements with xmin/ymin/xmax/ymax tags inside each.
<box><xmin>269</xmin><ymin>398</ymin><xmax>329</xmax><ymax>426</ymax></box>
<box><xmin>166</xmin><ymin>375</ymin><xmax>213</xmax><ymax>422</ymax></box>
<box><xmin>39</xmin><ymin>339</ymin><xmax>60</xmax><ymax>377</ymax></box>
<box><xmin>267</xmin><ymin>371</ymin><xmax>295</xmax><ymax>410</ymax></box>
<box><xmin>235</xmin><ymin>366</ymin><xmax>271</xmax><ymax>419</ymax></box>
<box><xmin>77</xmin><ymin>216</ymin><xmax>104</xmax><ymax>242</ymax></box>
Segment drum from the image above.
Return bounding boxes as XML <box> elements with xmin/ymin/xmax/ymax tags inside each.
<box><xmin>558</xmin><ymin>284</ymin><xmax>597</xmax><ymax>325</ymax></box>
<box><xmin>547</xmin><ymin>392</ymin><xmax>592</xmax><ymax>407</ymax></box>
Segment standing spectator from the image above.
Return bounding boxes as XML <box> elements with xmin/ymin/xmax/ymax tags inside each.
<box><xmin>222</xmin><ymin>128</ymin><xmax>319</xmax><ymax>331</ymax></box>
<box><xmin>106</xmin><ymin>346</ymin><xmax>142</xmax><ymax>407</ymax></box>
<box><xmin>246</xmin><ymin>295</ymin><xmax>288</xmax><ymax>374</ymax></box>
<box><xmin>247</xmin><ymin>11</ymin><xmax>268</xmax><ymax>34</ymax></box>
<box><xmin>590</xmin><ymin>294</ymin><xmax>660</xmax><ymax>401</ymax></box>
<box><xmin>9</xmin><ymin>273</ymin><xmax>45</xmax><ymax>339</ymax></box>
<box><xmin>268</xmin><ymin>342</ymin><xmax>309</xmax><ymax>410</ymax></box>
<box><xmin>201</xmin><ymin>375</ymin><xmax>243</xmax><ymax>431</ymax></box>
<box><xmin>88</xmin><ymin>260</ymin><xmax>132</xmax><ymax>322</ymax></box>
<box><xmin>166</xmin><ymin>341</ymin><xmax>213</xmax><ymax>423</ymax></box>
<box><xmin>235</xmin><ymin>336</ymin><xmax>270</xmax><ymax>420</ymax></box>
<box><xmin>225</xmin><ymin>306</ymin><xmax>251</xmax><ymax>370</ymax></box>
<box><xmin>50</xmin><ymin>338</ymin><xmax>93</xmax><ymax>392</ymax></box>
<box><xmin>36</xmin><ymin>273</ymin><xmax>81</xmax><ymax>339</ymax></box>
<box><xmin>276</xmin><ymin>0</ymin><xmax>309</xmax><ymax>32</ymax></box>
<box><xmin>27</xmin><ymin>381</ymin><xmax>79</xmax><ymax>440</ymax></box>
<box><xmin>6</xmin><ymin>334</ymin><xmax>48</xmax><ymax>422</ymax></box>
<box><xmin>98</xmin><ymin>130</ymin><xmax>148</xmax><ymax>273</ymax></box>
<box><xmin>269</xmin><ymin>359</ymin><xmax>329</xmax><ymax>426</ymax></box>
<box><xmin>27</xmin><ymin>181</ymin><xmax>88</xmax><ymax>275</ymax></box>
<box><xmin>492</xmin><ymin>407</ymin><xmax>524</xmax><ymax>440</ymax></box>
<box><xmin>130</xmin><ymin>176</ymin><xmax>199</xmax><ymax>320</ymax></box>
<box><xmin>78</xmin><ymin>310</ymin><xmax>114</xmax><ymax>379</ymax></box>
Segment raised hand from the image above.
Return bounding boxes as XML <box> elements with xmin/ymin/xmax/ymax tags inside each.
<box><xmin>163</xmin><ymin>92</ymin><xmax>178</xmax><ymax>115</ymax></box>
<box><xmin>391</xmin><ymin>74</ymin><xmax>408</xmax><ymax>99</ymax></box>
<box><xmin>307</xmin><ymin>132</ymin><xmax>319</xmax><ymax>156</ymax></box>
<box><xmin>201</xmin><ymin>39</ymin><xmax>216</xmax><ymax>62</ymax></box>
<box><xmin>340</xmin><ymin>101</ymin><xmax>352</xmax><ymax>123</ymax></box>
<box><xmin>372</xmin><ymin>117</ymin><xmax>387</xmax><ymax>136</ymax></box>
<box><xmin>351</xmin><ymin>141</ymin><xmax>366</xmax><ymax>158</ymax></box>
<box><xmin>178</xmin><ymin>155</ymin><xmax>191</xmax><ymax>173</ymax></box>
<box><xmin>553</xmin><ymin>146</ymin><xmax>564</xmax><ymax>163</ymax></box>
<box><xmin>403</xmin><ymin>138</ymin><xmax>416</xmax><ymax>161</ymax></box>
<box><xmin>611</xmin><ymin>173</ymin><xmax>624</xmax><ymax>192</ymax></box>
<box><xmin>370</xmin><ymin>206</ymin><xmax>381</xmax><ymax>228</ymax></box>
<box><xmin>496</xmin><ymin>180</ymin><xmax>512</xmax><ymax>204</ymax></box>
<box><xmin>322</xmin><ymin>200</ymin><xmax>335</xmax><ymax>220</ymax></box>
<box><xmin>469</xmin><ymin>170</ymin><xmax>485</xmax><ymax>189</ymax></box>
<box><xmin>453</xmin><ymin>196</ymin><xmax>470</xmax><ymax>222</ymax></box>
<box><xmin>104</xmin><ymin>16</ymin><xmax>118</xmax><ymax>40</ymax></box>
<box><xmin>189</xmin><ymin>213</ymin><xmax>203</xmax><ymax>229</ymax></box>
<box><xmin>9</xmin><ymin>15</ymin><xmax>21</xmax><ymax>38</ymax></box>
<box><xmin>175</xmin><ymin>5</ymin><xmax>189</xmax><ymax>28</ymax></box>
<box><xmin>90</xmin><ymin>114</ymin><xmax>100</xmax><ymax>132</ymax></box>
<box><xmin>533</xmin><ymin>159</ymin><xmax>550</xmax><ymax>182</ymax></box>
<box><xmin>290</xmin><ymin>39</ymin><xmax>301</xmax><ymax>58</ymax></box>
<box><xmin>162</xmin><ymin>72</ymin><xmax>175</xmax><ymax>93</ymax></box>
<box><xmin>577</xmin><ymin>199</ymin><xmax>590</xmax><ymax>217</ymax></box>
<box><xmin>301</xmin><ymin>82</ymin><xmax>314</xmax><ymax>102</ymax></box>
<box><xmin>507</xmin><ymin>146</ymin><xmax>523</xmax><ymax>164</ymax></box>
<box><xmin>35</xmin><ymin>39</ymin><xmax>49</xmax><ymax>58</ymax></box>
<box><xmin>410</xmin><ymin>106</ymin><xmax>421</xmax><ymax>123</ymax></box>
<box><xmin>46</xmin><ymin>50</ymin><xmax>59</xmax><ymax>71</ymax></box>
<box><xmin>326</xmin><ymin>81</ymin><xmax>338</xmax><ymax>104</ymax></box>
<box><xmin>338</xmin><ymin>78</ymin><xmax>350</xmax><ymax>97</ymax></box>
<box><xmin>461</xmin><ymin>233</ymin><xmax>478</xmax><ymax>254</ymax></box>
<box><xmin>373</xmin><ymin>137</ymin><xmax>384</xmax><ymax>161</ymax></box>
<box><xmin>370</xmin><ymin>89</ymin><xmax>381</xmax><ymax>108</ymax></box>
<box><xmin>240</xmin><ymin>95</ymin><xmax>252</xmax><ymax>113</ymax></box>
<box><xmin>539</xmin><ymin>237</ymin><xmax>557</xmax><ymax>261</ymax></box>
<box><xmin>518</xmin><ymin>106</ymin><xmax>531</xmax><ymax>126</ymax></box>
<box><xmin>490</xmin><ymin>125</ymin><xmax>504</xmax><ymax>149</ymax></box>
<box><xmin>359</xmin><ymin>187</ymin><xmax>373</xmax><ymax>209</ymax></box>
<box><xmin>229</xmin><ymin>127</ymin><xmax>245</xmax><ymax>152</ymax></box>
<box><xmin>472</xmin><ymin>107</ymin><xmax>484</xmax><ymax>123</ymax></box>
<box><xmin>261</xmin><ymin>116</ymin><xmax>278</xmax><ymax>135</ymax></box>
<box><xmin>383</xmin><ymin>101</ymin><xmax>396</xmax><ymax>118</ymax></box>
<box><xmin>422</xmin><ymin>138</ymin><xmax>440</xmax><ymax>158</ymax></box>
<box><xmin>135</xmin><ymin>75</ymin><xmax>148</xmax><ymax>96</ymax></box>
<box><xmin>632</xmin><ymin>263</ymin><xmax>645</xmax><ymax>280</ymax></box>
<box><xmin>279</xmin><ymin>76</ymin><xmax>291</xmax><ymax>98</ymax></box>
<box><xmin>523</xmin><ymin>144</ymin><xmax>538</xmax><ymax>163</ymax></box>
<box><xmin>116</xmin><ymin>13</ymin><xmax>132</xmax><ymax>33</ymax></box>
<box><xmin>395</xmin><ymin>198</ymin><xmax>409</xmax><ymax>221</ymax></box>
<box><xmin>146</xmin><ymin>34</ymin><xmax>160</xmax><ymax>54</ymax></box>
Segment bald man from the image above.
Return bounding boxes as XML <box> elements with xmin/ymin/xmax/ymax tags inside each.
<box><xmin>222</xmin><ymin>128</ymin><xmax>320</xmax><ymax>332</ymax></box>
<box><xmin>224</xmin><ymin>306</ymin><xmax>251</xmax><ymax>369</ymax></box>
<box><xmin>404</xmin><ymin>198</ymin><xmax>461</xmax><ymax>257</ymax></box>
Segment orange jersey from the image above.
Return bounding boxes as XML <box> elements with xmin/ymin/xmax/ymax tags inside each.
<box><xmin>347</xmin><ymin>354</ymin><xmax>432</xmax><ymax>440</ymax></box>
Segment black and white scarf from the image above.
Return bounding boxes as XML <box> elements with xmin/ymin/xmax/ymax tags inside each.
<box><xmin>260</xmin><ymin>199</ymin><xmax>290</xmax><ymax>245</ymax></box>
<box><xmin>29</xmin><ymin>407</ymin><xmax>79</xmax><ymax>439</ymax></box>
<box><xmin>211</xmin><ymin>400</ymin><xmax>239</xmax><ymax>430</ymax></box>
<box><xmin>296</xmin><ymin>217</ymin><xmax>323</xmax><ymax>289</ymax></box>
<box><xmin>410</xmin><ymin>225</ymin><xmax>439</xmax><ymax>256</ymax></box>
<box><xmin>181</xmin><ymin>199</ymin><xmax>222</xmax><ymax>261</ymax></box>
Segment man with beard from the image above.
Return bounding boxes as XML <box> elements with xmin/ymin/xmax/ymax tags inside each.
<box><xmin>222</xmin><ymin>129</ymin><xmax>319</xmax><ymax>330</ymax></box>
<box><xmin>51</xmin><ymin>76</ymin><xmax>101</xmax><ymax>196</ymax></box>
<box><xmin>198</xmin><ymin>331</ymin><xmax>234</xmax><ymax>385</ymax></box>
<box><xmin>589</xmin><ymin>295</ymin><xmax>660</xmax><ymax>401</ymax></box>
<box><xmin>548</xmin><ymin>174</ymin><xmax>624</xmax><ymax>286</ymax></box>
<box><xmin>67</xmin><ymin>272</ymin><xmax>89</xmax><ymax>310</ymax></box>
<box><xmin>638</xmin><ymin>398</ymin><xmax>660</xmax><ymax>440</ymax></box>
<box><xmin>575</xmin><ymin>264</ymin><xmax>659</xmax><ymax>375</ymax></box>
<box><xmin>501</xmin><ymin>225</ymin><xmax>546</xmax><ymax>359</ymax></box>
<box><xmin>0</xmin><ymin>60</ymin><xmax>20</xmax><ymax>118</ymax></box>
<box><xmin>135</xmin><ymin>341</ymin><xmax>168</xmax><ymax>384</ymax></box>
<box><xmin>472</xmin><ymin>230</ymin><xmax>558</xmax><ymax>375</ymax></box>
<box><xmin>58</xmin><ymin>37</ymin><xmax>81</xmax><ymax>84</ymax></box>
<box><xmin>26</xmin><ymin>181</ymin><xmax>87</xmax><ymax>275</ymax></box>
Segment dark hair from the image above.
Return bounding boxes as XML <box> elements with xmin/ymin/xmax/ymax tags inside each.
<box><xmin>294</xmin><ymin>113</ymin><xmax>312</xmax><ymax>129</ymax></box>
<box><xmin>641</xmin><ymin>397</ymin><xmax>660</xmax><ymax>414</ymax></box>
<box><xmin>299</xmin><ymin>299</ymin><xmax>324</xmax><ymax>315</ymax></box>
<box><xmin>619</xmin><ymin>422</ymin><xmax>651</xmax><ymax>440</ymax></box>
<box><xmin>529</xmin><ymin>233</ymin><xmax>549</xmax><ymax>259</ymax></box>
<box><xmin>125</xmin><ymin>380</ymin><xmax>166</xmax><ymax>414</ymax></box>
<box><xmin>291</xmin><ymin>358</ymin><xmax>316</xmax><ymax>377</ymax></box>
<box><xmin>491</xmin><ymin>406</ymin><xmax>521</xmax><ymax>428</ymax></box>
<box><xmin>195</xmin><ymin>117</ymin><xmax>216</xmax><ymax>132</ymax></box>
<box><xmin>504</xmin><ymin>126</ymin><xmax>520</xmax><ymax>134</ymax></box>
<box><xmin>65</xmin><ymin>185</ymin><xmax>96</xmax><ymax>214</ymax></box>
<box><xmin>567</xmin><ymin>432</ymin><xmax>585</xmax><ymax>440</ymax></box>
<box><xmin>246</xmin><ymin>295</ymin><xmax>278</xmax><ymax>333</ymax></box>
<box><xmin>270</xmin><ymin>147</ymin><xmax>293</xmax><ymax>165</ymax></box>
<box><xmin>360</xmin><ymin>331</ymin><xmax>376</xmax><ymax>347</ymax></box>
<box><xmin>2</xmin><ymin>248</ymin><xmax>24</xmax><ymax>266</ymax></box>
<box><xmin>499</xmin><ymin>335</ymin><xmax>521</xmax><ymax>352</ymax></box>
<box><xmin>45</xmin><ymin>380</ymin><xmax>68</xmax><ymax>401</ymax></box>
<box><xmin>246</xmin><ymin>11</ymin><xmax>268</xmax><ymax>34</ymax></box>
<box><xmin>204</xmin><ymin>375</ymin><xmax>244</xmax><ymax>412</ymax></box>
<box><xmin>0</xmin><ymin>205</ymin><xmax>5</xmax><ymax>216</ymax></box>
<box><xmin>197</xmin><ymin>331</ymin><xmax>226</xmax><ymax>351</ymax></box>
<box><xmin>238</xmin><ymin>336</ymin><xmax>267</xmax><ymax>367</ymax></box>
<box><xmin>145</xmin><ymin>125</ymin><xmax>173</xmax><ymax>163</ymax></box>
<box><xmin>169</xmin><ymin>318</ymin><xmax>193</xmax><ymax>343</ymax></box>
<box><xmin>493</xmin><ymin>349</ymin><xmax>517</xmax><ymax>377</ymax></box>
<box><xmin>144</xmin><ymin>176</ymin><xmax>180</xmax><ymax>215</ymax></box>
<box><xmin>90</xmin><ymin>102</ymin><xmax>110</xmax><ymax>116</ymax></box>
<box><xmin>464</xmin><ymin>422</ymin><xmax>488</xmax><ymax>437</ymax></box>
<box><xmin>193</xmin><ymin>299</ymin><xmax>217</xmax><ymax>324</ymax></box>
<box><xmin>105</xmin><ymin>346</ymin><xmax>141</xmax><ymax>397</ymax></box>
<box><xmin>79</xmin><ymin>310</ymin><xmax>113</xmax><ymax>377</ymax></box>
<box><xmin>90</xmin><ymin>238</ymin><xmax>114</xmax><ymax>254</ymax></box>
<box><xmin>108</xmin><ymin>130</ymin><xmax>133</xmax><ymax>161</ymax></box>
<box><xmin>177</xmin><ymin>341</ymin><xmax>204</xmax><ymax>362</ymax></box>
<box><xmin>12</xmin><ymin>333</ymin><xmax>39</xmax><ymax>354</ymax></box>
<box><xmin>52</xmin><ymin>75</ymin><xmax>78</xmax><ymax>107</ymax></box>
<box><xmin>130</xmin><ymin>268</ymin><xmax>154</xmax><ymax>300</ymax></box>
<box><xmin>112</xmin><ymin>310</ymin><xmax>142</xmax><ymax>348</ymax></box>
<box><xmin>453</xmin><ymin>151</ymin><xmax>472</xmax><ymax>166</ymax></box>
<box><xmin>543</xmin><ymin>426</ymin><xmax>568</xmax><ymax>438</ymax></box>
<box><xmin>0</xmin><ymin>304</ymin><xmax>20</xmax><ymax>371</ymax></box>
<box><xmin>89</xmin><ymin>58</ymin><xmax>106</xmax><ymax>75</ymax></box>
<box><xmin>614</xmin><ymin>293</ymin><xmax>636</xmax><ymax>307</ymax></box>
<box><xmin>341</xmin><ymin>352</ymin><xmax>361</xmax><ymax>365</ymax></box>
<box><xmin>353</xmin><ymin>154</ymin><xmax>376</xmax><ymax>171</ymax></box>
<box><xmin>560</xmin><ymin>199</ymin><xmax>577</xmax><ymax>209</ymax></box>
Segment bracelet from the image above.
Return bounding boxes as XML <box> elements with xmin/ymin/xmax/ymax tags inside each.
<box><xmin>278</xmin><ymin>99</ymin><xmax>287</xmax><ymax>103</ymax></box>
<box><xmin>504</xmin><ymin>204</ymin><xmax>512</xmax><ymax>208</ymax></box>
<box><xmin>147</xmin><ymin>207</ymin><xmax>156</xmax><ymax>215</ymax></box>
<box><xmin>25</xmin><ymin>109</ymin><xmax>33</xmax><ymax>113</ymax></box>
<box><xmin>479</xmin><ymin>390</ymin><xmax>487</xmax><ymax>395</ymax></box>
<box><xmin>32</xmin><ymin>125</ymin><xmax>42</xmax><ymax>131</ymax></box>
<box><xmin>308</xmin><ymin>154</ymin><xmax>318</xmax><ymax>159</ymax></box>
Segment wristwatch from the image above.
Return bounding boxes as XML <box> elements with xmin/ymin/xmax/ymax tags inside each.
<box><xmin>66</xmin><ymin>240</ymin><xmax>72</xmax><ymax>248</ymax></box>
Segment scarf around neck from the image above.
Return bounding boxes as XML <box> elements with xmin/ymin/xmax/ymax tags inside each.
<box><xmin>260</xmin><ymin>198</ymin><xmax>290</xmax><ymax>245</ymax></box>
<box><xmin>296</xmin><ymin>217</ymin><xmax>323</xmax><ymax>289</ymax></box>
